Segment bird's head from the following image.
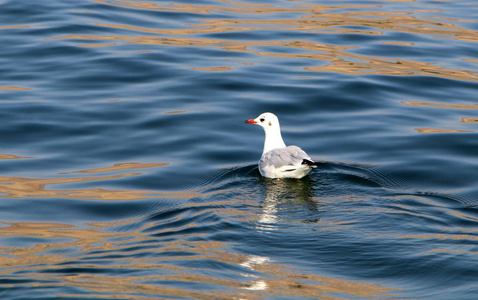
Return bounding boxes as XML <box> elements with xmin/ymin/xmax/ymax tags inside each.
<box><xmin>245</xmin><ymin>112</ymin><xmax>280</xmax><ymax>131</ymax></box>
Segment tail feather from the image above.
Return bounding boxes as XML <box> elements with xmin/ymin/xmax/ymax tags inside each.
<box><xmin>302</xmin><ymin>159</ymin><xmax>323</xmax><ymax>168</ymax></box>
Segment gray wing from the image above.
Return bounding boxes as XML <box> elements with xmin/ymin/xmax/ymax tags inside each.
<box><xmin>259</xmin><ymin>145</ymin><xmax>312</xmax><ymax>169</ymax></box>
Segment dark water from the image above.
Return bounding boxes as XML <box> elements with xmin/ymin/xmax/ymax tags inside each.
<box><xmin>1</xmin><ymin>0</ymin><xmax>478</xmax><ymax>299</ymax></box>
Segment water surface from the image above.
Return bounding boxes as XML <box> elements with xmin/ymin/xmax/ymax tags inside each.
<box><xmin>1</xmin><ymin>0</ymin><xmax>478</xmax><ymax>299</ymax></box>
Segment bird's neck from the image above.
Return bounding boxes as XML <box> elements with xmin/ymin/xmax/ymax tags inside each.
<box><xmin>263</xmin><ymin>127</ymin><xmax>286</xmax><ymax>154</ymax></box>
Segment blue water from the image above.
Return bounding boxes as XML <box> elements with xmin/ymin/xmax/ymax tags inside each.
<box><xmin>1</xmin><ymin>0</ymin><xmax>478</xmax><ymax>299</ymax></box>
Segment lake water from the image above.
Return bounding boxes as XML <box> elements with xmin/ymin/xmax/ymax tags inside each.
<box><xmin>1</xmin><ymin>0</ymin><xmax>478</xmax><ymax>299</ymax></box>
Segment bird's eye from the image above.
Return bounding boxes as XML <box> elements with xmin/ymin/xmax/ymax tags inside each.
<box><xmin>260</xmin><ymin>118</ymin><xmax>265</xmax><ymax>122</ymax></box>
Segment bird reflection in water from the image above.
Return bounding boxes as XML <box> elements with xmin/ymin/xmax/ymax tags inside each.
<box><xmin>255</xmin><ymin>176</ymin><xmax>319</xmax><ymax>231</ymax></box>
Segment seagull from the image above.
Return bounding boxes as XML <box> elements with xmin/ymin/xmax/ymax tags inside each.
<box><xmin>245</xmin><ymin>112</ymin><xmax>320</xmax><ymax>179</ymax></box>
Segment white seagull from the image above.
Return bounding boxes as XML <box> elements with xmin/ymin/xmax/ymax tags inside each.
<box><xmin>245</xmin><ymin>112</ymin><xmax>320</xmax><ymax>179</ymax></box>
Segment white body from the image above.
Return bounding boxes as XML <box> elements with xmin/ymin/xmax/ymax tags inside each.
<box><xmin>245</xmin><ymin>112</ymin><xmax>316</xmax><ymax>179</ymax></box>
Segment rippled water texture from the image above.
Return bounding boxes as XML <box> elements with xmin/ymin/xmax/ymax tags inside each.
<box><xmin>1</xmin><ymin>0</ymin><xmax>478</xmax><ymax>299</ymax></box>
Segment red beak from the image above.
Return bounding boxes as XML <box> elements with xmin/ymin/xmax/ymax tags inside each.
<box><xmin>245</xmin><ymin>119</ymin><xmax>257</xmax><ymax>124</ymax></box>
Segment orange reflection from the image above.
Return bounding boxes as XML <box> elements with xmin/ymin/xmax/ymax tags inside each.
<box><xmin>462</xmin><ymin>117</ymin><xmax>478</xmax><ymax>123</ymax></box>
<box><xmin>382</xmin><ymin>41</ymin><xmax>414</xmax><ymax>46</ymax></box>
<box><xmin>46</xmin><ymin>31</ymin><xmax>478</xmax><ymax>81</ymax></box>
<box><xmin>463</xmin><ymin>58</ymin><xmax>478</xmax><ymax>64</ymax></box>
<box><xmin>0</xmin><ymin>162</ymin><xmax>199</xmax><ymax>200</ymax></box>
<box><xmin>47</xmin><ymin>30</ymin><xmax>478</xmax><ymax>82</ymax></box>
<box><xmin>0</xmin><ymin>86</ymin><xmax>32</xmax><ymax>91</ymax></box>
<box><xmin>0</xmin><ymin>25</ymin><xmax>29</xmax><ymax>30</ymax></box>
<box><xmin>0</xmin><ymin>219</ymin><xmax>393</xmax><ymax>299</ymax></box>
<box><xmin>76</xmin><ymin>43</ymin><xmax>117</xmax><ymax>47</ymax></box>
<box><xmin>190</xmin><ymin>66</ymin><xmax>232</xmax><ymax>71</ymax></box>
<box><xmin>403</xmin><ymin>101</ymin><xmax>477</xmax><ymax>133</ymax></box>
<box><xmin>92</xmin><ymin>0</ymin><xmax>311</xmax><ymax>14</ymax></box>
<box><xmin>415</xmin><ymin>128</ymin><xmax>474</xmax><ymax>133</ymax></box>
<box><xmin>40</xmin><ymin>0</ymin><xmax>477</xmax><ymax>82</ymax></box>
<box><xmin>61</xmin><ymin>162</ymin><xmax>168</xmax><ymax>174</ymax></box>
<box><xmin>88</xmin><ymin>0</ymin><xmax>478</xmax><ymax>44</ymax></box>
<box><xmin>164</xmin><ymin>110</ymin><xmax>186</xmax><ymax>114</ymax></box>
<box><xmin>0</xmin><ymin>154</ymin><xmax>32</xmax><ymax>160</ymax></box>
<box><xmin>402</xmin><ymin>101</ymin><xmax>478</xmax><ymax>109</ymax></box>
<box><xmin>0</xmin><ymin>159</ymin><xmax>394</xmax><ymax>298</ymax></box>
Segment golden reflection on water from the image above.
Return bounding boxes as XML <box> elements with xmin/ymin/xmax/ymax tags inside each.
<box><xmin>0</xmin><ymin>159</ymin><xmax>393</xmax><ymax>298</ymax></box>
<box><xmin>60</xmin><ymin>162</ymin><xmax>169</xmax><ymax>174</ymax></box>
<box><xmin>164</xmin><ymin>110</ymin><xmax>186</xmax><ymax>114</ymax></box>
<box><xmin>0</xmin><ymin>218</ymin><xmax>393</xmax><ymax>299</ymax></box>
<box><xmin>415</xmin><ymin>128</ymin><xmax>474</xmax><ymax>133</ymax></box>
<box><xmin>0</xmin><ymin>154</ymin><xmax>32</xmax><ymax>160</ymax></box>
<box><xmin>76</xmin><ymin>42</ymin><xmax>118</xmax><ymax>47</ymax></box>
<box><xmin>0</xmin><ymin>25</ymin><xmax>30</xmax><ymax>30</ymax></box>
<box><xmin>48</xmin><ymin>31</ymin><xmax>478</xmax><ymax>81</ymax></box>
<box><xmin>402</xmin><ymin>101</ymin><xmax>478</xmax><ymax>109</ymax></box>
<box><xmin>0</xmin><ymin>86</ymin><xmax>32</xmax><ymax>91</ymax></box>
<box><xmin>462</xmin><ymin>117</ymin><xmax>478</xmax><ymax>123</ymax></box>
<box><xmin>402</xmin><ymin>101</ymin><xmax>477</xmax><ymax>133</ymax></box>
<box><xmin>190</xmin><ymin>66</ymin><xmax>232</xmax><ymax>71</ymax></box>
<box><xmin>0</xmin><ymin>162</ymin><xmax>200</xmax><ymax>200</ymax></box>
<box><xmin>42</xmin><ymin>0</ymin><xmax>478</xmax><ymax>81</ymax></box>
